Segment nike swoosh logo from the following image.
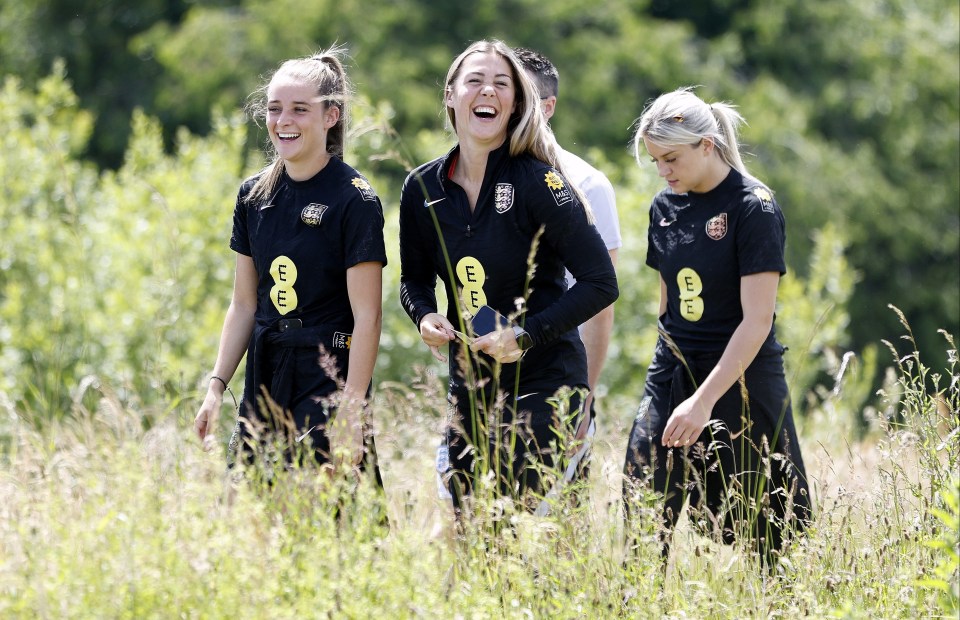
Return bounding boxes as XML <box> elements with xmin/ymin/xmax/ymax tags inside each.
<box><xmin>424</xmin><ymin>198</ymin><xmax>446</xmax><ymax>208</ymax></box>
<box><xmin>260</xmin><ymin>204</ymin><xmax>275</xmax><ymax>211</ymax></box>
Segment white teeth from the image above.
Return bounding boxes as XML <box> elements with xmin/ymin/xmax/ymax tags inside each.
<box><xmin>278</xmin><ymin>133</ymin><xmax>300</xmax><ymax>139</ymax></box>
<box><xmin>474</xmin><ymin>106</ymin><xmax>496</xmax><ymax>116</ymax></box>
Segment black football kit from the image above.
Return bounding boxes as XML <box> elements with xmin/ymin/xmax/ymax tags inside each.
<box><xmin>623</xmin><ymin>169</ymin><xmax>810</xmax><ymax>559</ymax></box>
<box><xmin>228</xmin><ymin>158</ymin><xmax>387</xmax><ymax>472</ymax></box>
<box><xmin>399</xmin><ymin>142</ymin><xmax>619</xmax><ymax>502</ymax></box>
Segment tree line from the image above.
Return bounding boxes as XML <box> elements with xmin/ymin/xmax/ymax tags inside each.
<box><xmin>0</xmin><ymin>0</ymin><xmax>957</xmax><ymax>421</ymax></box>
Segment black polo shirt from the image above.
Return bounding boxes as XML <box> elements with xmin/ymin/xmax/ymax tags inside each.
<box><xmin>647</xmin><ymin>168</ymin><xmax>785</xmax><ymax>355</ymax></box>
<box><xmin>232</xmin><ymin>158</ymin><xmax>387</xmax><ymax>333</ymax></box>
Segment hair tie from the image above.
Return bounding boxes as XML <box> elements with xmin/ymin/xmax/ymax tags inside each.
<box><xmin>210</xmin><ymin>375</ymin><xmax>239</xmax><ymax>410</ymax></box>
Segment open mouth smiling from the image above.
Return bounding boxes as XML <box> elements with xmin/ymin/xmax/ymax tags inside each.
<box><xmin>473</xmin><ymin>106</ymin><xmax>497</xmax><ymax>119</ymax></box>
<box><xmin>277</xmin><ymin>132</ymin><xmax>301</xmax><ymax>141</ymax></box>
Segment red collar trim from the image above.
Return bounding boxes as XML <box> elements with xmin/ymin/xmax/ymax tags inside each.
<box><xmin>447</xmin><ymin>153</ymin><xmax>458</xmax><ymax>180</ymax></box>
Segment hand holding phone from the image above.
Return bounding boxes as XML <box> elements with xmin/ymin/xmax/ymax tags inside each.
<box><xmin>468</xmin><ymin>305</ymin><xmax>526</xmax><ymax>363</ymax></box>
<box><xmin>471</xmin><ymin>305</ymin><xmax>511</xmax><ymax>337</ymax></box>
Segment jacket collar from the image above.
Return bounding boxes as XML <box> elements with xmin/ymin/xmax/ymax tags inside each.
<box><xmin>437</xmin><ymin>140</ymin><xmax>512</xmax><ymax>188</ymax></box>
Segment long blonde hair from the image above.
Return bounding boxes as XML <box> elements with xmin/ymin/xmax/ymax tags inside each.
<box><xmin>245</xmin><ymin>46</ymin><xmax>351</xmax><ymax>204</ymax></box>
<box><xmin>444</xmin><ymin>40</ymin><xmax>592</xmax><ymax>220</ymax></box>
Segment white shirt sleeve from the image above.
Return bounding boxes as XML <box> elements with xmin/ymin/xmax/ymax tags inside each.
<box><xmin>579</xmin><ymin>170</ymin><xmax>622</xmax><ymax>251</ymax></box>
<box><xmin>560</xmin><ymin>149</ymin><xmax>622</xmax><ymax>289</ymax></box>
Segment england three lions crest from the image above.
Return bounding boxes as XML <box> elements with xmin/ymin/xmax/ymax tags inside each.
<box><xmin>706</xmin><ymin>213</ymin><xmax>728</xmax><ymax>240</ymax></box>
<box><xmin>494</xmin><ymin>183</ymin><xmax>514</xmax><ymax>214</ymax></box>
<box><xmin>301</xmin><ymin>203</ymin><xmax>328</xmax><ymax>227</ymax></box>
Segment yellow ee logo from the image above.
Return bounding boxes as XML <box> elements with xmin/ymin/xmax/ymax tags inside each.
<box><xmin>676</xmin><ymin>267</ymin><xmax>704</xmax><ymax>322</ymax></box>
<box><xmin>456</xmin><ymin>256</ymin><xmax>487</xmax><ymax>314</ymax></box>
<box><xmin>270</xmin><ymin>255</ymin><xmax>298</xmax><ymax>315</ymax></box>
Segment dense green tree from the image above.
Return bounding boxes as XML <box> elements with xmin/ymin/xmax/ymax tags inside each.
<box><xmin>0</xmin><ymin>0</ymin><xmax>957</xmax><ymax>417</ymax></box>
<box><xmin>0</xmin><ymin>65</ymin><xmax>99</xmax><ymax>415</ymax></box>
<box><xmin>0</xmin><ymin>66</ymin><xmax>249</xmax><ymax>418</ymax></box>
<box><xmin>731</xmin><ymin>0</ymin><xmax>960</xmax><ymax>365</ymax></box>
<box><xmin>0</xmin><ymin>0</ymin><xmax>192</xmax><ymax>167</ymax></box>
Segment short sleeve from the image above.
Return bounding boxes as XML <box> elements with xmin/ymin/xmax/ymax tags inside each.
<box><xmin>229</xmin><ymin>182</ymin><xmax>253</xmax><ymax>257</ymax></box>
<box><xmin>736</xmin><ymin>186</ymin><xmax>786</xmax><ymax>276</ymax></box>
<box><xmin>581</xmin><ymin>173</ymin><xmax>622</xmax><ymax>251</ymax></box>
<box><xmin>341</xmin><ymin>177</ymin><xmax>387</xmax><ymax>269</ymax></box>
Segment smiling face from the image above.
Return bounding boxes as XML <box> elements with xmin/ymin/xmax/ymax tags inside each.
<box><xmin>446</xmin><ymin>51</ymin><xmax>517</xmax><ymax>149</ymax></box>
<box><xmin>643</xmin><ymin>137</ymin><xmax>721</xmax><ymax>194</ymax></box>
<box><xmin>266</xmin><ymin>75</ymin><xmax>340</xmax><ymax>180</ymax></box>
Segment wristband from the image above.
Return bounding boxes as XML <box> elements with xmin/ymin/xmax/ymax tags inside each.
<box><xmin>209</xmin><ymin>375</ymin><xmax>238</xmax><ymax>409</ymax></box>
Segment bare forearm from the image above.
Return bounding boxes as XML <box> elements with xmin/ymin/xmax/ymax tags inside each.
<box><xmin>194</xmin><ymin>255</ymin><xmax>257</xmax><ymax>444</ymax></box>
<box><xmin>687</xmin><ymin>271</ymin><xmax>779</xmax><ymax>409</ymax></box>
<box><xmin>211</xmin><ymin>301</ymin><xmax>256</xmax><ymax>383</ymax></box>
<box><xmin>660</xmin><ymin>272</ymin><xmax>780</xmax><ymax>448</ymax></box>
<box><xmin>343</xmin><ymin>312</ymin><xmax>381</xmax><ymax>403</ymax></box>
<box><xmin>210</xmin><ymin>254</ymin><xmax>258</xmax><ymax>386</ymax></box>
<box><xmin>694</xmin><ymin>317</ymin><xmax>769</xmax><ymax>407</ymax></box>
<box><xmin>343</xmin><ymin>262</ymin><xmax>383</xmax><ymax>405</ymax></box>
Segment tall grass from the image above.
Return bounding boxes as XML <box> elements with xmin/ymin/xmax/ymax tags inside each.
<box><xmin>0</xmin><ymin>323</ymin><xmax>956</xmax><ymax>618</ymax></box>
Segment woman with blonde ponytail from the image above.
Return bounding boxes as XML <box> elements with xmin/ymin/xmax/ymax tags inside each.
<box><xmin>194</xmin><ymin>47</ymin><xmax>387</xmax><ymax>489</ymax></box>
<box><xmin>623</xmin><ymin>87</ymin><xmax>810</xmax><ymax>568</ymax></box>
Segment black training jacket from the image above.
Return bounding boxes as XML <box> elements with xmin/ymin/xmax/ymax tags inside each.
<box><xmin>399</xmin><ymin>142</ymin><xmax>618</xmax><ymax>397</ymax></box>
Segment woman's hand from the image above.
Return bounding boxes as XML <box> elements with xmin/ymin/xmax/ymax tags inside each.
<box><xmin>194</xmin><ymin>388</ymin><xmax>223</xmax><ymax>451</ymax></box>
<box><xmin>471</xmin><ymin>327</ymin><xmax>524</xmax><ymax>364</ymax></box>
<box><xmin>661</xmin><ymin>394</ymin><xmax>713</xmax><ymax>448</ymax></box>
<box><xmin>327</xmin><ymin>397</ymin><xmax>365</xmax><ymax>473</ymax></box>
<box><xmin>419</xmin><ymin>313</ymin><xmax>456</xmax><ymax>361</ymax></box>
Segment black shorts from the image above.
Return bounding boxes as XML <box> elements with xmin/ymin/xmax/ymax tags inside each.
<box><xmin>623</xmin><ymin>340</ymin><xmax>811</xmax><ymax>555</ymax></box>
<box><xmin>228</xmin><ymin>344</ymin><xmax>384</xmax><ymax>487</ymax></box>
<box><xmin>442</xmin><ymin>387</ymin><xmax>586</xmax><ymax>509</ymax></box>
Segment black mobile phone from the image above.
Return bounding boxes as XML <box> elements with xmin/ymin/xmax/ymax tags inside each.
<box><xmin>471</xmin><ymin>305</ymin><xmax>511</xmax><ymax>337</ymax></box>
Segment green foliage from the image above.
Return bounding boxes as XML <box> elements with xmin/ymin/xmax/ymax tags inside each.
<box><xmin>0</xmin><ymin>0</ymin><xmax>189</xmax><ymax>166</ymax></box>
<box><xmin>735</xmin><ymin>0</ymin><xmax>960</xmax><ymax>362</ymax></box>
<box><xmin>916</xmin><ymin>475</ymin><xmax>960</xmax><ymax>613</ymax></box>
<box><xmin>2</xmin><ymin>0</ymin><xmax>957</xmax><ymax>370</ymax></box>
<box><xmin>777</xmin><ymin>224</ymin><xmax>859</xmax><ymax>414</ymax></box>
<box><xmin>133</xmin><ymin>8</ymin><xmax>258</xmax><ymax>131</ymax></box>
<box><xmin>0</xmin><ymin>64</ymin><xmax>97</xmax><ymax>418</ymax></box>
<box><xmin>88</xmin><ymin>109</ymin><xmax>249</xmax><ymax>403</ymax></box>
<box><xmin>0</xmin><ymin>70</ymin><xmax>249</xmax><ymax>420</ymax></box>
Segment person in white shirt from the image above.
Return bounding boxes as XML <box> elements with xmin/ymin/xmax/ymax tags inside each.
<box><xmin>516</xmin><ymin>47</ymin><xmax>622</xmax><ymax>431</ymax></box>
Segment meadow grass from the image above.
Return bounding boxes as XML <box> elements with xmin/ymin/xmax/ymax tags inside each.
<box><xmin>0</xmin><ymin>331</ymin><xmax>956</xmax><ymax>619</ymax></box>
